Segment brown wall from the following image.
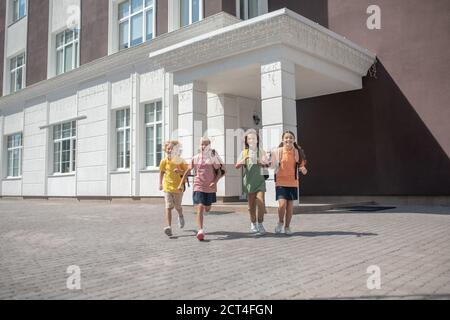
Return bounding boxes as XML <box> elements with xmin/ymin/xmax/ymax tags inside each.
<box><xmin>26</xmin><ymin>0</ymin><xmax>49</xmax><ymax>86</ymax></box>
<box><xmin>205</xmin><ymin>0</ymin><xmax>236</xmax><ymax>17</ymax></box>
<box><xmin>297</xmin><ymin>0</ymin><xmax>450</xmax><ymax>195</ymax></box>
<box><xmin>80</xmin><ymin>0</ymin><xmax>109</xmax><ymax>65</ymax></box>
<box><xmin>0</xmin><ymin>0</ymin><xmax>6</xmax><ymax>96</ymax></box>
<box><xmin>156</xmin><ymin>0</ymin><xmax>168</xmax><ymax>36</ymax></box>
<box><xmin>269</xmin><ymin>0</ymin><xmax>328</xmax><ymax>27</ymax></box>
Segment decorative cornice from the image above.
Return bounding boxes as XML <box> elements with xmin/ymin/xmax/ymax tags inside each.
<box><xmin>149</xmin><ymin>8</ymin><xmax>376</xmax><ymax>76</ymax></box>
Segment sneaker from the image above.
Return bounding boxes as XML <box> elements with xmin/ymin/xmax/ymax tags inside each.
<box><xmin>164</xmin><ymin>226</ymin><xmax>172</xmax><ymax>237</ymax></box>
<box><xmin>178</xmin><ymin>215</ymin><xmax>185</xmax><ymax>229</ymax></box>
<box><xmin>275</xmin><ymin>222</ymin><xmax>284</xmax><ymax>234</ymax></box>
<box><xmin>257</xmin><ymin>223</ymin><xmax>266</xmax><ymax>235</ymax></box>
<box><xmin>197</xmin><ymin>229</ymin><xmax>205</xmax><ymax>241</ymax></box>
<box><xmin>285</xmin><ymin>227</ymin><xmax>293</xmax><ymax>236</ymax></box>
<box><xmin>250</xmin><ymin>223</ymin><xmax>259</xmax><ymax>233</ymax></box>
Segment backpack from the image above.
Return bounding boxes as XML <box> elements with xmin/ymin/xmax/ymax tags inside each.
<box><xmin>243</xmin><ymin>148</ymin><xmax>269</xmax><ymax>180</ymax></box>
<box><xmin>211</xmin><ymin>149</ymin><xmax>226</xmax><ymax>177</ymax></box>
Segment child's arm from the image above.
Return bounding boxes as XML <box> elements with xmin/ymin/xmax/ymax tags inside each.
<box><xmin>178</xmin><ymin>168</ymin><xmax>191</xmax><ymax>191</ymax></box>
<box><xmin>159</xmin><ymin>171</ymin><xmax>164</xmax><ymax>191</ymax></box>
<box><xmin>235</xmin><ymin>151</ymin><xmax>249</xmax><ymax>169</ymax></box>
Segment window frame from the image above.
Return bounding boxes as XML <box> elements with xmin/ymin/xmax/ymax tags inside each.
<box><xmin>12</xmin><ymin>0</ymin><xmax>27</xmax><ymax>24</ymax></box>
<box><xmin>6</xmin><ymin>132</ymin><xmax>23</xmax><ymax>178</ymax></box>
<box><xmin>179</xmin><ymin>0</ymin><xmax>203</xmax><ymax>28</ymax></box>
<box><xmin>55</xmin><ymin>29</ymin><xmax>80</xmax><ymax>75</ymax></box>
<box><xmin>115</xmin><ymin>108</ymin><xmax>131</xmax><ymax>170</ymax></box>
<box><xmin>236</xmin><ymin>0</ymin><xmax>268</xmax><ymax>20</ymax></box>
<box><xmin>52</xmin><ymin>121</ymin><xmax>77</xmax><ymax>174</ymax></box>
<box><xmin>117</xmin><ymin>0</ymin><xmax>156</xmax><ymax>51</ymax></box>
<box><xmin>9</xmin><ymin>52</ymin><xmax>26</xmax><ymax>94</ymax></box>
<box><xmin>144</xmin><ymin>101</ymin><xmax>163</xmax><ymax>169</ymax></box>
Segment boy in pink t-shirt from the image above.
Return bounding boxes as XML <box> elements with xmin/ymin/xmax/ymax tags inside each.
<box><xmin>179</xmin><ymin>138</ymin><xmax>225</xmax><ymax>241</ymax></box>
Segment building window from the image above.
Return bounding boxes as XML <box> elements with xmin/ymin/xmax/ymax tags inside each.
<box><xmin>145</xmin><ymin>101</ymin><xmax>162</xmax><ymax>167</ymax></box>
<box><xmin>7</xmin><ymin>133</ymin><xmax>23</xmax><ymax>177</ymax></box>
<box><xmin>180</xmin><ymin>0</ymin><xmax>202</xmax><ymax>27</ymax></box>
<box><xmin>237</xmin><ymin>0</ymin><xmax>267</xmax><ymax>20</ymax></box>
<box><xmin>56</xmin><ymin>29</ymin><xmax>80</xmax><ymax>75</ymax></box>
<box><xmin>118</xmin><ymin>0</ymin><xmax>155</xmax><ymax>51</ymax></box>
<box><xmin>10</xmin><ymin>53</ymin><xmax>26</xmax><ymax>93</ymax></box>
<box><xmin>53</xmin><ymin>121</ymin><xmax>76</xmax><ymax>174</ymax></box>
<box><xmin>12</xmin><ymin>0</ymin><xmax>27</xmax><ymax>23</ymax></box>
<box><xmin>116</xmin><ymin>109</ymin><xmax>131</xmax><ymax>169</ymax></box>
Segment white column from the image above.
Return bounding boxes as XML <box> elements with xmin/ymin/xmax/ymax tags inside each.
<box><xmin>207</xmin><ymin>94</ymin><xmax>240</xmax><ymax>200</ymax></box>
<box><xmin>131</xmin><ymin>73</ymin><xmax>140</xmax><ymax>197</ymax></box>
<box><xmin>260</xmin><ymin>60</ymin><xmax>298</xmax><ymax>207</ymax></box>
<box><xmin>177</xmin><ymin>80</ymin><xmax>207</xmax><ymax>205</ymax></box>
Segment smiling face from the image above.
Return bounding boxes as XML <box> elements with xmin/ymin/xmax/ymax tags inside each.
<box><xmin>200</xmin><ymin>138</ymin><xmax>211</xmax><ymax>152</ymax></box>
<box><xmin>282</xmin><ymin>132</ymin><xmax>295</xmax><ymax>148</ymax></box>
<box><xmin>246</xmin><ymin>133</ymin><xmax>258</xmax><ymax>150</ymax></box>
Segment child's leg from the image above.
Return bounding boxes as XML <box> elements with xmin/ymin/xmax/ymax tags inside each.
<box><xmin>285</xmin><ymin>200</ymin><xmax>294</xmax><ymax>227</ymax></box>
<box><xmin>196</xmin><ymin>204</ymin><xmax>205</xmax><ymax>230</ymax></box>
<box><xmin>205</xmin><ymin>206</ymin><xmax>211</xmax><ymax>213</ymax></box>
<box><xmin>165</xmin><ymin>208</ymin><xmax>173</xmax><ymax>227</ymax></box>
<box><xmin>278</xmin><ymin>199</ymin><xmax>287</xmax><ymax>223</ymax></box>
<box><xmin>256</xmin><ymin>191</ymin><xmax>265</xmax><ymax>223</ymax></box>
<box><xmin>247</xmin><ymin>193</ymin><xmax>257</xmax><ymax>224</ymax></box>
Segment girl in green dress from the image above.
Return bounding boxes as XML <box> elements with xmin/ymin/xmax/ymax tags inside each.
<box><xmin>235</xmin><ymin>130</ymin><xmax>269</xmax><ymax>235</ymax></box>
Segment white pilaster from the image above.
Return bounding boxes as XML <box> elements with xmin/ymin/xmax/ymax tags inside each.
<box><xmin>261</xmin><ymin>60</ymin><xmax>298</xmax><ymax>207</ymax></box>
<box><xmin>131</xmin><ymin>73</ymin><xmax>140</xmax><ymax>197</ymax></box>
<box><xmin>177</xmin><ymin>81</ymin><xmax>207</xmax><ymax>205</ymax></box>
<box><xmin>207</xmin><ymin>94</ymin><xmax>240</xmax><ymax>198</ymax></box>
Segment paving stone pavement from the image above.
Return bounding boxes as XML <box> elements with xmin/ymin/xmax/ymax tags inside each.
<box><xmin>1</xmin><ymin>199</ymin><xmax>450</xmax><ymax>300</ymax></box>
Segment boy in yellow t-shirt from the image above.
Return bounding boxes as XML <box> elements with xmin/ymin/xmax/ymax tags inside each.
<box><xmin>159</xmin><ymin>141</ymin><xmax>188</xmax><ymax>237</ymax></box>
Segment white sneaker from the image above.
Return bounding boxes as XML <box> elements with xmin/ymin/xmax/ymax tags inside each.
<box><xmin>164</xmin><ymin>226</ymin><xmax>172</xmax><ymax>237</ymax></box>
<box><xmin>285</xmin><ymin>227</ymin><xmax>293</xmax><ymax>235</ymax></box>
<box><xmin>257</xmin><ymin>223</ymin><xmax>266</xmax><ymax>235</ymax></box>
<box><xmin>178</xmin><ymin>215</ymin><xmax>185</xmax><ymax>229</ymax></box>
<box><xmin>275</xmin><ymin>222</ymin><xmax>284</xmax><ymax>234</ymax></box>
<box><xmin>250</xmin><ymin>223</ymin><xmax>259</xmax><ymax>233</ymax></box>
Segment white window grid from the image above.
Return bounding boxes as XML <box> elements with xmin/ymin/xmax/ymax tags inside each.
<box><xmin>53</xmin><ymin>121</ymin><xmax>77</xmax><ymax>174</ymax></box>
<box><xmin>10</xmin><ymin>53</ymin><xmax>26</xmax><ymax>93</ymax></box>
<box><xmin>7</xmin><ymin>133</ymin><xmax>23</xmax><ymax>177</ymax></box>
<box><xmin>56</xmin><ymin>29</ymin><xmax>80</xmax><ymax>75</ymax></box>
<box><xmin>237</xmin><ymin>0</ymin><xmax>265</xmax><ymax>20</ymax></box>
<box><xmin>180</xmin><ymin>0</ymin><xmax>203</xmax><ymax>27</ymax></box>
<box><xmin>118</xmin><ymin>0</ymin><xmax>156</xmax><ymax>51</ymax></box>
<box><xmin>116</xmin><ymin>109</ymin><xmax>131</xmax><ymax>169</ymax></box>
<box><xmin>12</xmin><ymin>0</ymin><xmax>27</xmax><ymax>23</ymax></box>
<box><xmin>144</xmin><ymin>101</ymin><xmax>163</xmax><ymax>168</ymax></box>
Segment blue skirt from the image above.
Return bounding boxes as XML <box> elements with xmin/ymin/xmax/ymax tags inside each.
<box><xmin>276</xmin><ymin>187</ymin><xmax>298</xmax><ymax>201</ymax></box>
<box><xmin>193</xmin><ymin>191</ymin><xmax>217</xmax><ymax>206</ymax></box>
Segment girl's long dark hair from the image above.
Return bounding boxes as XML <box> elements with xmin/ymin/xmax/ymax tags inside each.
<box><xmin>279</xmin><ymin>131</ymin><xmax>307</xmax><ymax>164</ymax></box>
<box><xmin>244</xmin><ymin>130</ymin><xmax>260</xmax><ymax>151</ymax></box>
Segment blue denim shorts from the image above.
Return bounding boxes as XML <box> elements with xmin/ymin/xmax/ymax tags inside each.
<box><xmin>276</xmin><ymin>187</ymin><xmax>298</xmax><ymax>201</ymax></box>
<box><xmin>193</xmin><ymin>192</ymin><xmax>217</xmax><ymax>206</ymax></box>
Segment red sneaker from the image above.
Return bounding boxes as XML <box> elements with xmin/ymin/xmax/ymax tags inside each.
<box><xmin>197</xmin><ymin>230</ymin><xmax>205</xmax><ymax>241</ymax></box>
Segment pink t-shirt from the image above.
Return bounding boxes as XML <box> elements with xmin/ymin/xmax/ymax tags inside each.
<box><xmin>190</xmin><ymin>151</ymin><xmax>223</xmax><ymax>193</ymax></box>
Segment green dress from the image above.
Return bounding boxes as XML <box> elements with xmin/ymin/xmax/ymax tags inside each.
<box><xmin>240</xmin><ymin>149</ymin><xmax>267</xmax><ymax>194</ymax></box>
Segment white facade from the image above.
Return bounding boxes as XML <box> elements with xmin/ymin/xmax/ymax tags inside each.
<box><xmin>0</xmin><ymin>9</ymin><xmax>376</xmax><ymax>206</ymax></box>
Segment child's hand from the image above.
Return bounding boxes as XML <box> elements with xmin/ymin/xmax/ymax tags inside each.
<box><xmin>174</xmin><ymin>168</ymin><xmax>183</xmax><ymax>174</ymax></box>
<box><xmin>209</xmin><ymin>182</ymin><xmax>216</xmax><ymax>188</ymax></box>
<box><xmin>177</xmin><ymin>184</ymin><xmax>183</xmax><ymax>191</ymax></box>
<box><xmin>299</xmin><ymin>166</ymin><xmax>308</xmax><ymax>175</ymax></box>
<box><xmin>159</xmin><ymin>184</ymin><xmax>163</xmax><ymax>191</ymax></box>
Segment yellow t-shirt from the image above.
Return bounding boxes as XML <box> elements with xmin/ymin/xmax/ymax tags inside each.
<box><xmin>160</xmin><ymin>158</ymin><xmax>188</xmax><ymax>193</ymax></box>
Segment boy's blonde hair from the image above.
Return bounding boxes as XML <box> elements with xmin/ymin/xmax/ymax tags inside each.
<box><xmin>164</xmin><ymin>140</ymin><xmax>180</xmax><ymax>154</ymax></box>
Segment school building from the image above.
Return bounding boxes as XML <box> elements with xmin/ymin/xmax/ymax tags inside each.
<box><xmin>0</xmin><ymin>1</ymin><xmax>448</xmax><ymax>207</ymax></box>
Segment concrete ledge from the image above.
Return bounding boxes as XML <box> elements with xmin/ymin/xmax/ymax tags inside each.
<box><xmin>301</xmin><ymin>196</ymin><xmax>450</xmax><ymax>207</ymax></box>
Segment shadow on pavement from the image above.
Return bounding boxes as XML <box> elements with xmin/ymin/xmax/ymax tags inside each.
<box><xmin>206</xmin><ymin>230</ymin><xmax>378</xmax><ymax>240</ymax></box>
